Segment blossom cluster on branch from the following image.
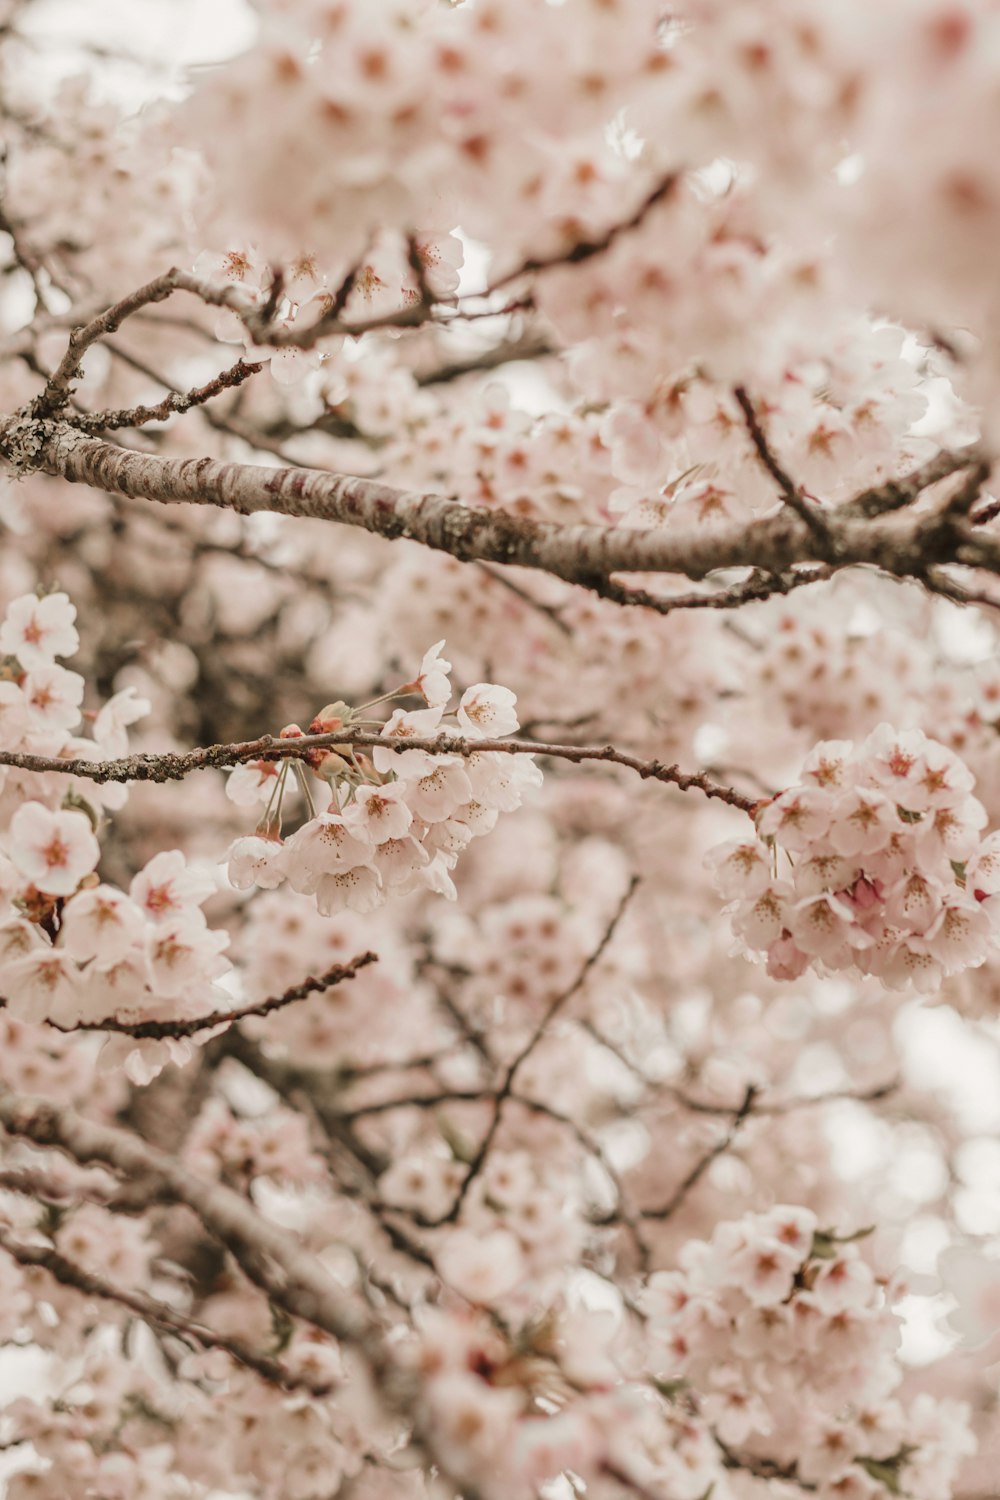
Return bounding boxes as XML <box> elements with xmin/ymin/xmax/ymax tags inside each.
<box><xmin>709</xmin><ymin>727</ymin><xmax>1000</xmax><ymax>990</ymax></box>
<box><xmin>226</xmin><ymin>641</ymin><xmax>541</xmax><ymax>911</ymax></box>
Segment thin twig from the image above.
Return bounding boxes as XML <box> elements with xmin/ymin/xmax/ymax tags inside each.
<box><xmin>34</xmin><ymin>953</ymin><xmax>378</xmax><ymax>1041</ymax></box>
<box><xmin>432</xmin><ymin>877</ymin><xmax>640</xmax><ymax>1225</ymax></box>
<box><xmin>66</xmin><ymin>356</ymin><xmax>264</xmax><ymax>433</ymax></box>
<box><xmin>733</xmin><ymin>386</ymin><xmax>828</xmax><ymax>542</ymax></box>
<box><xmin>640</xmin><ymin>1084</ymin><xmax>757</xmax><ymax>1220</ymax></box>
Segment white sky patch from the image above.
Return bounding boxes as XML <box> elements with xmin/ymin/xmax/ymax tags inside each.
<box><xmin>898</xmin><ymin>1005</ymin><xmax>1000</xmax><ymax>1135</ymax></box>
<box><xmin>17</xmin><ymin>0</ymin><xmax>257</xmax><ymax>108</ymax></box>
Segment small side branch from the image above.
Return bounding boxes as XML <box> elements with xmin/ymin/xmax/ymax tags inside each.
<box><xmin>433</xmin><ymin>876</ymin><xmax>639</xmax><ymax>1225</ymax></box>
<box><xmin>36</xmin><ymin>952</ymin><xmax>378</xmax><ymax>1040</ymax></box>
<box><xmin>67</xmin><ymin>356</ymin><xmax>265</xmax><ymax>434</ymax></box>
<box><xmin>734</xmin><ymin>386</ymin><xmax>829</xmax><ymax>543</ymax></box>
<box><xmin>641</xmin><ymin>1085</ymin><xmax>758</xmax><ymax>1221</ymax></box>
<box><xmin>0</xmin><ymin>1226</ymin><xmax>333</xmax><ymax>1395</ymax></box>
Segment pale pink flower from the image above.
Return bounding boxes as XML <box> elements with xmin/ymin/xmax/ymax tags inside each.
<box><xmin>800</xmin><ymin>741</ymin><xmax>855</xmax><ymax>791</ymax></box>
<box><xmin>457</xmin><ymin>683</ymin><xmax>519</xmax><ymax>739</ymax></box>
<box><xmin>92</xmin><ymin>687</ymin><xmax>150</xmax><ymax>756</ymax></box>
<box><xmin>225</xmin><ymin>759</ymin><xmax>282</xmax><ymax>806</ymax></box>
<box><xmin>0</xmin><ymin>592</ymin><xmax>79</xmax><ymax>669</ymax></box>
<box><xmin>790</xmin><ymin>893</ymin><xmax>868</xmax><ymax>965</ymax></box>
<box><xmin>758</xmin><ymin>1206</ymin><xmax>818</xmax><ymax>1258</ymax></box>
<box><xmin>372</xmin><ymin>706</ymin><xmax>445</xmax><ymax>773</ymax></box>
<box><xmin>798</xmin><ymin>1421</ymin><xmax>862</xmax><ymax>1485</ymax></box>
<box><xmin>4</xmin><ymin>948</ymin><xmax>80</xmax><ymax>1024</ymax></box>
<box><xmin>917</xmin><ymin>798</ymin><xmax>988</xmax><ymax>863</ymax></box>
<box><xmin>419</xmin><ymin>853</ymin><xmax>458</xmax><ymax>900</ymax></box>
<box><xmin>283</xmin><ymin>815</ymin><xmax>374</xmax><ymax>894</ymax></box>
<box><xmin>641</xmin><ymin>1270</ymin><xmax>692</xmax><ymax>1323</ymax></box>
<box><xmin>816</xmin><ymin>1466</ymin><xmax>882</xmax><ymax>1500</ymax></box>
<box><xmin>924</xmin><ymin>897</ymin><xmax>994</xmax><ymax>972</ymax></box>
<box><xmin>795</xmin><ymin>850</ymin><xmax>860</xmax><ymax>897</ymax></box>
<box><xmin>727</xmin><ymin>1237</ymin><xmax>801</xmax><ymax>1307</ymax></box>
<box><xmin>456</xmin><ymin>800</ymin><xmax>499</xmax><ymax>836</ymax></box>
<box><xmin>80</xmin><ymin>950</ymin><xmax>149</xmax><ymax>1021</ymax></box>
<box><xmin>144</xmin><ymin>913</ymin><xmax>229</xmax><ymax>998</ymax></box>
<box><xmin>413</xmin><ymin>640</ymin><xmax>453</xmax><ymax>708</ymax></box>
<box><xmin>20</xmin><ymin>663</ymin><xmax>84</xmax><ymax>735</ymax></box>
<box><xmin>422</xmin><ymin>818</ymin><xmax>474</xmax><ymax>863</ymax></box>
<box><xmin>424</xmin><ymin>1373</ymin><xmax>520</xmax><ymax>1484</ymax></box>
<box><xmin>756</xmin><ymin>787</ymin><xmax>833</xmax><ymax>852</ymax></box>
<box><xmin>371</xmin><ymin>834</ymin><xmax>430</xmax><ymax>887</ymax></box>
<box><xmin>437</xmin><ymin>1228</ymin><xmax>526</xmax><ymax>1303</ymax></box>
<box><xmin>705</xmin><ymin>839</ymin><xmax>773</xmax><ymax>901</ymax></box>
<box><xmin>314</xmin><ymin>865</ymin><xmax>382</xmax><ymax>915</ymax></box>
<box><xmin>225</xmin><ymin>835</ymin><xmax>287</xmax><ymax>891</ymax></box>
<box><xmin>59</xmin><ymin>885</ymin><xmax>145</xmax><ymax>967</ymax></box>
<box><xmin>8</xmin><ymin>803</ymin><xmax>99</xmax><ymax>895</ymax></box>
<box><xmin>702</xmin><ymin>1371</ymin><xmax>773</xmax><ymax>1445</ymax></box>
<box><xmin>731</xmin><ymin>1303</ymin><xmax>797</xmax><ymax>1363</ymax></box>
<box><xmin>463</xmin><ymin>751</ymin><xmax>542</xmax><ymax>811</ymax></box>
<box><xmin>863</xmin><ymin>724</ymin><xmax>969</xmax><ymax>813</ymax></box>
<box><xmin>765</xmin><ymin>933</ymin><xmax>810</xmax><ymax>980</ymax></box>
<box><xmin>812</xmin><ymin>1255</ymin><xmax>876</xmax><ymax>1316</ymax></box>
<box><xmin>968</xmin><ymin>830</ymin><xmax>1000</xmax><ymax>897</ymax></box>
<box><xmin>0</xmin><ymin>916</ymin><xmax>47</xmax><ymax>965</ymax></box>
<box><xmin>514</xmin><ymin>1412</ymin><xmax>599</xmax><ymax>1486</ymax></box>
<box><xmin>883</xmin><ymin>869</ymin><xmax>944</xmax><ymax>931</ymax></box>
<box><xmin>131</xmin><ymin>850</ymin><xmax>217</xmax><ymax>920</ymax></box>
<box><xmin>0</xmin><ymin>680</ymin><xmax>28</xmax><ymax>745</ymax></box>
<box><xmin>391</xmin><ymin>752</ymin><xmax>474</xmax><ymax>823</ymax></box>
<box><xmin>732</xmin><ymin>883</ymin><xmax>791</xmax><ymax>949</ymax></box>
<box><xmin>826</xmin><ymin>787</ymin><xmax>896</xmax><ymax>858</ymax></box>
<box><xmin>342</xmin><ymin>782</ymin><xmax>413</xmax><ymax>842</ymax></box>
<box><xmin>379</xmin><ymin>1154</ymin><xmax>463</xmax><ymax>1219</ymax></box>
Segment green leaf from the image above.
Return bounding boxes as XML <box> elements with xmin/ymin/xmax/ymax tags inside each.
<box><xmin>651</xmin><ymin>1376</ymin><xmax>689</xmax><ymax>1400</ymax></box>
<box><xmin>810</xmin><ymin>1224</ymin><xmax>875</xmax><ymax>1260</ymax></box>
<box><xmin>61</xmin><ymin>789</ymin><xmax>99</xmax><ymax>831</ymax></box>
<box><xmin>269</xmin><ymin>1301</ymin><xmax>295</xmax><ymax>1355</ymax></box>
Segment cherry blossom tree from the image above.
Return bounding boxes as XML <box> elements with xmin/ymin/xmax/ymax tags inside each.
<box><xmin>3</xmin><ymin>0</ymin><xmax>1000</xmax><ymax>1496</ymax></box>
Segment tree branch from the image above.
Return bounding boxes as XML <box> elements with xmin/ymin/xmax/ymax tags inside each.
<box><xmin>0</xmin><ymin>1224</ymin><xmax>334</xmax><ymax>1395</ymax></box>
<box><xmin>2</xmin><ymin>418</ymin><xmax>992</xmax><ymax>608</ymax></box>
<box><xmin>0</xmin><ymin>1084</ymin><xmax>376</xmax><ymax>1348</ymax></box>
<box><xmin>0</xmin><ymin>728</ymin><xmax>759</xmax><ymax>814</ymax></box>
<box><xmin>66</xmin><ymin>356</ymin><xmax>265</xmax><ymax>433</ymax></box>
<box><xmin>36</xmin><ymin>952</ymin><xmax>378</xmax><ymax>1040</ymax></box>
<box><xmin>430</xmin><ymin>876</ymin><xmax>639</xmax><ymax>1226</ymax></box>
<box><xmin>734</xmin><ymin>386</ymin><xmax>829</xmax><ymax>542</ymax></box>
<box><xmin>640</xmin><ymin>1084</ymin><xmax>758</xmax><ymax>1220</ymax></box>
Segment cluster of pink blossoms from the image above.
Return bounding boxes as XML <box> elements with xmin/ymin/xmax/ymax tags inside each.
<box><xmin>708</xmin><ymin>726</ymin><xmax>1000</xmax><ymax>990</ymax></box>
<box><xmin>642</xmin><ymin>1206</ymin><xmax>975</xmax><ymax>1498</ymax></box>
<box><xmin>0</xmin><ymin>841</ymin><xmax>230</xmax><ymax>1042</ymax></box>
<box><xmin>0</xmin><ymin>592</ymin><xmax>233</xmax><ymax>1066</ymax></box>
<box><xmin>225</xmin><ymin>641</ymin><xmax>541</xmax><ymax>914</ymax></box>
<box><xmin>0</xmin><ymin>591</ymin><xmax>147</xmax><ymax>820</ymax></box>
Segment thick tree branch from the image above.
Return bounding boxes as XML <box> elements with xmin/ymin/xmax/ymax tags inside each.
<box><xmin>0</xmin><ymin>418</ymin><xmax>992</xmax><ymax>608</ymax></box>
